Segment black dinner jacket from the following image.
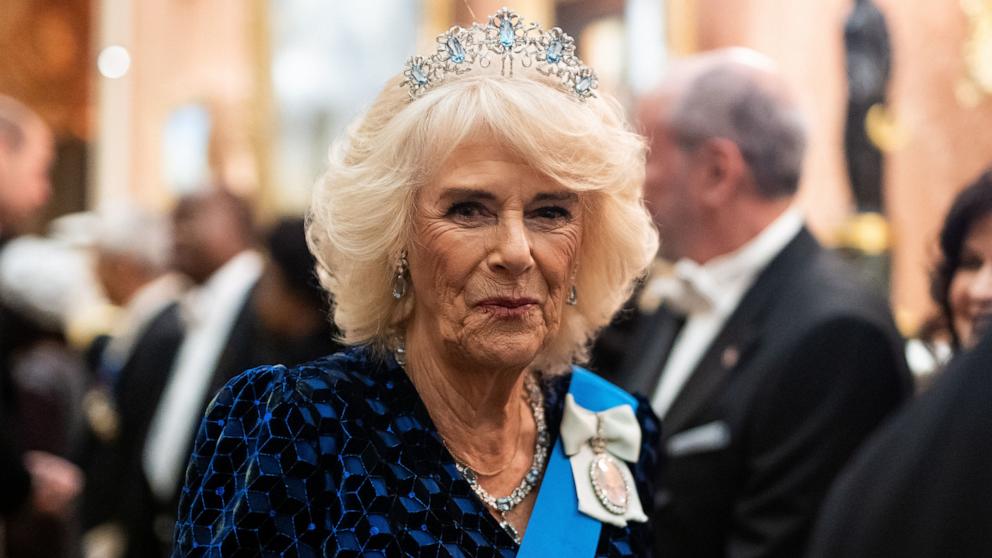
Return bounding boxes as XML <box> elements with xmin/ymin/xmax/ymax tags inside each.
<box><xmin>596</xmin><ymin>227</ymin><xmax>913</xmax><ymax>558</ymax></box>
<box><xmin>805</xmin><ymin>329</ymin><xmax>992</xmax><ymax>558</ymax></box>
<box><xmin>0</xmin><ymin>302</ymin><xmax>32</xmax><ymax>517</ymax></box>
<box><xmin>94</xmin><ymin>303</ymin><xmax>185</xmax><ymax>558</ymax></box>
<box><xmin>109</xmin><ymin>281</ymin><xmax>262</xmax><ymax>558</ymax></box>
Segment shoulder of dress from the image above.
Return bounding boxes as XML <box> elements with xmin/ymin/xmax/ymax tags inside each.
<box><xmin>214</xmin><ymin>346</ymin><xmax>385</xmax><ymax>408</ymax></box>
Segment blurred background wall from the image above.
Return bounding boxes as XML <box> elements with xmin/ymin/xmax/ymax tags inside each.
<box><xmin>2</xmin><ymin>0</ymin><xmax>991</xmax><ymax>334</ymax></box>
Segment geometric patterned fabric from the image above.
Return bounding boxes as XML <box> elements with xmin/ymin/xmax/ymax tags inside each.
<box><xmin>173</xmin><ymin>346</ymin><xmax>660</xmax><ymax>557</ymax></box>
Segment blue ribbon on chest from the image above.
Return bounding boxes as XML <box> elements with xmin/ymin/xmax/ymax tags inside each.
<box><xmin>516</xmin><ymin>368</ymin><xmax>639</xmax><ymax>556</ymax></box>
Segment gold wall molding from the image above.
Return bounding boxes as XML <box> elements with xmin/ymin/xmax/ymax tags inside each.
<box><xmin>666</xmin><ymin>0</ymin><xmax>699</xmax><ymax>55</ymax></box>
<box><xmin>959</xmin><ymin>0</ymin><xmax>992</xmax><ymax>106</ymax></box>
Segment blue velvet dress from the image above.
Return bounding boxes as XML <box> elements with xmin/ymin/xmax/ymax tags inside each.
<box><xmin>173</xmin><ymin>346</ymin><xmax>660</xmax><ymax>557</ymax></box>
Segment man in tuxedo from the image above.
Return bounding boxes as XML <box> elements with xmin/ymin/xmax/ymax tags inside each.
<box><xmin>592</xmin><ymin>49</ymin><xmax>912</xmax><ymax>558</ymax></box>
<box><xmin>0</xmin><ymin>95</ymin><xmax>81</xmax><ymax>524</ymax></box>
<box><xmin>805</xmin><ymin>329</ymin><xmax>992</xmax><ymax>558</ymax></box>
<box><xmin>78</xmin><ymin>206</ymin><xmax>184</xmax><ymax>555</ymax></box>
<box><xmin>139</xmin><ymin>189</ymin><xmax>263</xmax><ymax>555</ymax></box>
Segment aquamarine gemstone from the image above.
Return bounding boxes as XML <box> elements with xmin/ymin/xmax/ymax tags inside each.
<box><xmin>575</xmin><ymin>76</ymin><xmax>592</xmax><ymax>93</ymax></box>
<box><xmin>526</xmin><ymin>468</ymin><xmax>539</xmax><ymax>484</ymax></box>
<box><xmin>499</xmin><ymin>19</ymin><xmax>514</xmax><ymax>47</ymax></box>
<box><xmin>411</xmin><ymin>64</ymin><xmax>428</xmax><ymax>85</ymax></box>
<box><xmin>446</xmin><ymin>36</ymin><xmax>465</xmax><ymax>63</ymax></box>
<box><xmin>547</xmin><ymin>40</ymin><xmax>563</xmax><ymax>63</ymax></box>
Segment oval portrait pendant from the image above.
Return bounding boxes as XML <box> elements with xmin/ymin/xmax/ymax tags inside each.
<box><xmin>589</xmin><ymin>452</ymin><xmax>630</xmax><ymax>515</ymax></box>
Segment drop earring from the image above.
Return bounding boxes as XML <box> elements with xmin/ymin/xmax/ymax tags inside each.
<box><xmin>566</xmin><ymin>285</ymin><xmax>578</xmax><ymax>306</ymax></box>
<box><xmin>392</xmin><ymin>250</ymin><xmax>409</xmax><ymax>299</ymax></box>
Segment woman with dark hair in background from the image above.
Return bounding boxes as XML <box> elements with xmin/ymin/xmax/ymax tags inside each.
<box><xmin>930</xmin><ymin>168</ymin><xmax>992</xmax><ymax>352</ymax></box>
<box><xmin>807</xmin><ymin>167</ymin><xmax>992</xmax><ymax>558</ymax></box>
<box><xmin>251</xmin><ymin>216</ymin><xmax>343</xmax><ymax>365</ymax></box>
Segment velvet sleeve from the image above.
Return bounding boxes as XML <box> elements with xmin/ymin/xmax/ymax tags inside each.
<box><xmin>172</xmin><ymin>364</ymin><xmax>334</xmax><ymax>557</ymax></box>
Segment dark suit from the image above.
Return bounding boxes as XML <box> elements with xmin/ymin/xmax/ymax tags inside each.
<box><xmin>0</xmin><ymin>305</ymin><xmax>32</xmax><ymax>517</ymax></box>
<box><xmin>76</xmin><ymin>303</ymin><xmax>185</xmax><ymax>558</ymax></box>
<box><xmin>0</xmin><ymin>238</ymin><xmax>26</xmax><ymax>517</ymax></box>
<box><xmin>592</xmin><ymin>227</ymin><xmax>912</xmax><ymax>558</ymax></box>
<box><xmin>806</xmin><ymin>331</ymin><xmax>992</xmax><ymax>558</ymax></box>
<box><xmin>141</xmin><ymin>282</ymin><xmax>269</xmax><ymax>556</ymax></box>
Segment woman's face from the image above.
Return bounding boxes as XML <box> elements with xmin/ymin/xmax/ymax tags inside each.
<box><xmin>407</xmin><ymin>141</ymin><xmax>583</xmax><ymax>370</ymax></box>
<box><xmin>950</xmin><ymin>213</ymin><xmax>992</xmax><ymax>348</ymax></box>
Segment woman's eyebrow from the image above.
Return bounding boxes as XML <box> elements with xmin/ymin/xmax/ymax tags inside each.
<box><xmin>533</xmin><ymin>192</ymin><xmax>579</xmax><ymax>203</ymax></box>
<box><xmin>439</xmin><ymin>187</ymin><xmax>497</xmax><ymax>201</ymax></box>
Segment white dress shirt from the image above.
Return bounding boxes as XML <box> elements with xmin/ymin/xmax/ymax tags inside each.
<box><xmin>143</xmin><ymin>250</ymin><xmax>263</xmax><ymax>501</ymax></box>
<box><xmin>650</xmin><ymin>208</ymin><xmax>804</xmax><ymax>418</ymax></box>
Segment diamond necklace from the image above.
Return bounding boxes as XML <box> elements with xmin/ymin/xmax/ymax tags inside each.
<box><xmin>393</xmin><ymin>340</ymin><xmax>550</xmax><ymax>544</ymax></box>
<box><xmin>453</xmin><ymin>373</ymin><xmax>550</xmax><ymax>543</ymax></box>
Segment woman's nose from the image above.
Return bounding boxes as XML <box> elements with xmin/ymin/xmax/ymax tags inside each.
<box><xmin>969</xmin><ymin>263</ymin><xmax>992</xmax><ymax>304</ymax></box>
<box><xmin>488</xmin><ymin>216</ymin><xmax>534</xmax><ymax>275</ymax></box>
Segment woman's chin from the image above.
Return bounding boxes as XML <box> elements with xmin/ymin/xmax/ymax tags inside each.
<box><xmin>463</xmin><ymin>332</ymin><xmax>546</xmax><ymax>370</ymax></box>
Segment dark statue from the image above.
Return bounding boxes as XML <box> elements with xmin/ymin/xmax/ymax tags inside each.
<box><xmin>844</xmin><ymin>0</ymin><xmax>891</xmax><ymax>214</ymax></box>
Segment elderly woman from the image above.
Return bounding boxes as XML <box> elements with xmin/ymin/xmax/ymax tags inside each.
<box><xmin>930</xmin><ymin>168</ymin><xmax>992</xmax><ymax>352</ymax></box>
<box><xmin>173</xmin><ymin>9</ymin><xmax>659</xmax><ymax>557</ymax></box>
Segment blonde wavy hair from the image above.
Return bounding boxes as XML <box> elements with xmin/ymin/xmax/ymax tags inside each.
<box><xmin>307</xmin><ymin>69</ymin><xmax>658</xmax><ymax>373</ymax></box>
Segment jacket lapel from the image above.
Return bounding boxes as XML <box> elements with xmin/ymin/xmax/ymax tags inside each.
<box><xmin>661</xmin><ymin>228</ymin><xmax>819</xmax><ymax>437</ymax></box>
<box><xmin>622</xmin><ymin>304</ymin><xmax>685</xmax><ymax>398</ymax></box>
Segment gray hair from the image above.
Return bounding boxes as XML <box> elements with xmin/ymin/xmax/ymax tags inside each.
<box><xmin>669</xmin><ymin>61</ymin><xmax>808</xmax><ymax>198</ymax></box>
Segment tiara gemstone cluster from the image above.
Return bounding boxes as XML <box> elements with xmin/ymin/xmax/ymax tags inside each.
<box><xmin>401</xmin><ymin>7</ymin><xmax>599</xmax><ymax>101</ymax></box>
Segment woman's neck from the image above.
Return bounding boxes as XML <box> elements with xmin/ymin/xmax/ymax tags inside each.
<box><xmin>402</xmin><ymin>324</ymin><xmax>533</xmax><ymax>474</ymax></box>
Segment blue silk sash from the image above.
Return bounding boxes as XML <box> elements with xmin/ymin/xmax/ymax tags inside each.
<box><xmin>517</xmin><ymin>367</ymin><xmax>638</xmax><ymax>556</ymax></box>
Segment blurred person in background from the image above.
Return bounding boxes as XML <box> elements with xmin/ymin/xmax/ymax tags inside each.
<box><xmin>0</xmin><ymin>229</ymin><xmax>95</xmax><ymax>558</ymax></box>
<box><xmin>806</xmin><ymin>325</ymin><xmax>992</xmax><ymax>558</ymax></box>
<box><xmin>929</xmin><ymin>168</ymin><xmax>992</xmax><ymax>353</ymax></box>
<box><xmin>906</xmin><ymin>168</ymin><xmax>992</xmax><ymax>385</ymax></box>
<box><xmin>251</xmin><ymin>216</ymin><xmax>342</xmax><ymax>365</ymax></box>
<box><xmin>0</xmin><ymin>95</ymin><xmax>52</xmax><ymax>237</ymax></box>
<box><xmin>137</xmin><ymin>188</ymin><xmax>262</xmax><ymax>557</ymax></box>
<box><xmin>0</xmin><ymin>94</ymin><xmax>83</xmax><ymax>557</ymax></box>
<box><xmin>77</xmin><ymin>205</ymin><xmax>184</xmax><ymax>558</ymax></box>
<box><xmin>591</xmin><ymin>48</ymin><xmax>911</xmax><ymax>558</ymax></box>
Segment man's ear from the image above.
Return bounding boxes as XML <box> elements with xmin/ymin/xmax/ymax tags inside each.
<box><xmin>0</xmin><ymin>143</ymin><xmax>11</xmax><ymax>182</ymax></box>
<box><xmin>694</xmin><ymin>137</ymin><xmax>747</xmax><ymax>207</ymax></box>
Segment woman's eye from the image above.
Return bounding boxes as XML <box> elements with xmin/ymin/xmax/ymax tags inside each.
<box><xmin>532</xmin><ymin>206</ymin><xmax>572</xmax><ymax>221</ymax></box>
<box><xmin>446</xmin><ymin>201</ymin><xmax>488</xmax><ymax>220</ymax></box>
<box><xmin>960</xmin><ymin>256</ymin><xmax>984</xmax><ymax>271</ymax></box>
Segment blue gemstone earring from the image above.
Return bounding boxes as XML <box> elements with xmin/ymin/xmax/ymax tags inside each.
<box><xmin>566</xmin><ymin>285</ymin><xmax>578</xmax><ymax>306</ymax></box>
<box><xmin>392</xmin><ymin>250</ymin><xmax>409</xmax><ymax>299</ymax></box>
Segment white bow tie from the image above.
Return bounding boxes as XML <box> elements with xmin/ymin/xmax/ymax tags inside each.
<box><xmin>640</xmin><ymin>259</ymin><xmax>719</xmax><ymax>315</ymax></box>
<box><xmin>179</xmin><ymin>288</ymin><xmax>209</xmax><ymax>326</ymax></box>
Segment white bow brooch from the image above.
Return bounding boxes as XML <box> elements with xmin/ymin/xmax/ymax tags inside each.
<box><xmin>560</xmin><ymin>394</ymin><xmax>648</xmax><ymax>527</ymax></box>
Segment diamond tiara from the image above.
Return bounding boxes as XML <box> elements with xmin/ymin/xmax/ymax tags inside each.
<box><xmin>400</xmin><ymin>7</ymin><xmax>598</xmax><ymax>101</ymax></box>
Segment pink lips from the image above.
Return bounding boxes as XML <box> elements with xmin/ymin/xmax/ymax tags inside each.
<box><xmin>476</xmin><ymin>297</ymin><xmax>539</xmax><ymax>317</ymax></box>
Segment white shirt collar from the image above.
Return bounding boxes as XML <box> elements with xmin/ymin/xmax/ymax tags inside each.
<box><xmin>651</xmin><ymin>208</ymin><xmax>804</xmax><ymax>315</ymax></box>
<box><xmin>121</xmin><ymin>273</ymin><xmax>185</xmax><ymax>322</ymax></box>
<box><xmin>102</xmin><ymin>273</ymin><xmax>185</xmax><ymax>370</ymax></box>
<box><xmin>181</xmin><ymin>250</ymin><xmax>263</xmax><ymax>325</ymax></box>
<box><xmin>200</xmin><ymin>250</ymin><xmax>262</xmax><ymax>298</ymax></box>
<box><xmin>697</xmin><ymin>207</ymin><xmax>802</xmax><ymax>294</ymax></box>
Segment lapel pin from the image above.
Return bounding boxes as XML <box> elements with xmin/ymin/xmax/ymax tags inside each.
<box><xmin>721</xmin><ymin>345</ymin><xmax>739</xmax><ymax>369</ymax></box>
